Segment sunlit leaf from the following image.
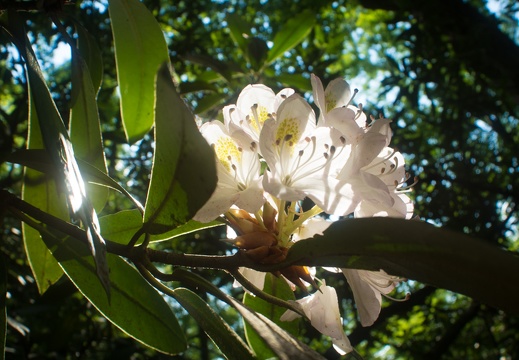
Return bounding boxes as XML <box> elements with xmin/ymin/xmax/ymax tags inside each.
<box><xmin>75</xmin><ymin>22</ymin><xmax>103</xmax><ymax>93</ymax></box>
<box><xmin>5</xmin><ymin>149</ymin><xmax>143</xmax><ymax>213</ymax></box>
<box><xmin>172</xmin><ymin>288</ymin><xmax>255</xmax><ymax>359</ymax></box>
<box><xmin>7</xmin><ymin>12</ymin><xmax>110</xmax><ymax>297</ymax></box>
<box><xmin>100</xmin><ymin>209</ymin><xmax>223</xmax><ymax>245</ymax></box>
<box><xmin>41</xmin><ymin>230</ymin><xmax>187</xmax><ymax>354</ymax></box>
<box><xmin>22</xmin><ymin>89</ymin><xmax>65</xmax><ymax>294</ymax></box>
<box><xmin>70</xmin><ymin>47</ymin><xmax>108</xmax><ymax>212</ymax></box>
<box><xmin>266</xmin><ymin>10</ymin><xmax>316</xmax><ymax>65</ymax></box>
<box><xmin>143</xmin><ymin>64</ymin><xmax>217</xmax><ymax>235</ymax></box>
<box><xmin>284</xmin><ymin>218</ymin><xmax>519</xmax><ymax>315</ymax></box>
<box><xmin>243</xmin><ymin>273</ymin><xmax>299</xmax><ymax>359</ymax></box>
<box><xmin>108</xmin><ymin>0</ymin><xmax>169</xmax><ymax>143</ymax></box>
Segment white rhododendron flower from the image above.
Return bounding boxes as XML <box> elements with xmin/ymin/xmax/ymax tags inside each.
<box><xmin>193</xmin><ymin>121</ymin><xmax>264</xmax><ymax>222</ymax></box>
<box><xmin>194</xmin><ymin>74</ymin><xmax>416</xmax><ymax>354</ymax></box>
<box><xmin>224</xmin><ymin>84</ymin><xmax>294</xmax><ymax>149</ymax></box>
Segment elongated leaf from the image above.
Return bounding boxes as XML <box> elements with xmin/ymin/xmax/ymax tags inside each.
<box><xmin>170</xmin><ymin>269</ymin><xmax>325</xmax><ymax>360</ymax></box>
<box><xmin>143</xmin><ymin>64</ymin><xmax>217</xmax><ymax>235</ymax></box>
<box><xmin>7</xmin><ymin>13</ymin><xmax>110</xmax><ymax>297</ymax></box>
<box><xmin>5</xmin><ymin>149</ymin><xmax>143</xmax><ymax>212</ymax></box>
<box><xmin>22</xmin><ymin>88</ymin><xmax>65</xmax><ymax>294</ymax></box>
<box><xmin>41</xmin><ymin>230</ymin><xmax>186</xmax><ymax>354</ymax></box>
<box><xmin>108</xmin><ymin>0</ymin><xmax>169</xmax><ymax>143</ymax></box>
<box><xmin>172</xmin><ymin>288</ymin><xmax>255</xmax><ymax>359</ymax></box>
<box><xmin>266</xmin><ymin>10</ymin><xmax>316</xmax><ymax>65</ymax></box>
<box><xmin>75</xmin><ymin>22</ymin><xmax>103</xmax><ymax>94</ymax></box>
<box><xmin>235</xmin><ymin>301</ymin><xmax>325</xmax><ymax>360</ymax></box>
<box><xmin>100</xmin><ymin>209</ymin><xmax>223</xmax><ymax>244</ymax></box>
<box><xmin>243</xmin><ymin>274</ymin><xmax>299</xmax><ymax>359</ymax></box>
<box><xmin>70</xmin><ymin>47</ymin><xmax>108</xmax><ymax>212</ymax></box>
<box><xmin>284</xmin><ymin>218</ymin><xmax>519</xmax><ymax>315</ymax></box>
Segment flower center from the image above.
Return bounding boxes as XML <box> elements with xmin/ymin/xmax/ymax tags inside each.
<box><xmin>248</xmin><ymin>103</ymin><xmax>271</xmax><ymax>134</ymax></box>
<box><xmin>214</xmin><ymin>136</ymin><xmax>242</xmax><ymax>172</ymax></box>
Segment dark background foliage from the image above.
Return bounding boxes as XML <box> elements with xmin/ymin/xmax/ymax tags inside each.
<box><xmin>1</xmin><ymin>0</ymin><xmax>518</xmax><ymax>358</ymax></box>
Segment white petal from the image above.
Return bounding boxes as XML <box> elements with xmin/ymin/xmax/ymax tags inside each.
<box><xmin>193</xmin><ymin>186</ymin><xmax>240</xmax><ymax>222</ymax></box>
<box><xmin>342</xmin><ymin>269</ymin><xmax>382</xmax><ymax>327</ymax></box>
<box><xmin>324</xmin><ymin>77</ymin><xmax>351</xmax><ymax>112</ymax></box>
<box><xmin>292</xmin><ymin>218</ymin><xmax>332</xmax><ymax>241</ymax></box>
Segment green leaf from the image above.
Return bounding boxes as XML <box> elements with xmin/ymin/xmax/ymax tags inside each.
<box><xmin>7</xmin><ymin>13</ymin><xmax>110</xmax><ymax>297</ymax></box>
<box><xmin>5</xmin><ymin>149</ymin><xmax>143</xmax><ymax>213</ymax></box>
<box><xmin>275</xmin><ymin>73</ymin><xmax>312</xmax><ymax>92</ymax></box>
<box><xmin>194</xmin><ymin>93</ymin><xmax>228</xmax><ymax>114</ymax></box>
<box><xmin>108</xmin><ymin>0</ymin><xmax>169</xmax><ymax>143</ymax></box>
<box><xmin>69</xmin><ymin>48</ymin><xmax>108</xmax><ymax>213</ymax></box>
<box><xmin>100</xmin><ymin>209</ymin><xmax>223</xmax><ymax>245</ymax></box>
<box><xmin>284</xmin><ymin>218</ymin><xmax>519</xmax><ymax>315</ymax></box>
<box><xmin>75</xmin><ymin>22</ymin><xmax>103</xmax><ymax>94</ymax></box>
<box><xmin>22</xmin><ymin>88</ymin><xmax>65</xmax><ymax>294</ymax></box>
<box><xmin>243</xmin><ymin>274</ymin><xmax>299</xmax><ymax>359</ymax></box>
<box><xmin>0</xmin><ymin>254</ymin><xmax>6</xmax><ymax>360</ymax></box>
<box><xmin>266</xmin><ymin>10</ymin><xmax>316</xmax><ymax>65</ymax></box>
<box><xmin>247</xmin><ymin>37</ymin><xmax>269</xmax><ymax>71</ymax></box>
<box><xmin>143</xmin><ymin>64</ymin><xmax>217</xmax><ymax>235</ymax></box>
<box><xmin>171</xmin><ymin>288</ymin><xmax>255</xmax><ymax>360</ymax></box>
<box><xmin>41</xmin><ymin>230</ymin><xmax>187</xmax><ymax>354</ymax></box>
<box><xmin>170</xmin><ymin>269</ymin><xmax>325</xmax><ymax>360</ymax></box>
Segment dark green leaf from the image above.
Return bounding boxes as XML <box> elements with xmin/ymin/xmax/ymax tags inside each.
<box><xmin>285</xmin><ymin>218</ymin><xmax>519</xmax><ymax>315</ymax></box>
<box><xmin>276</xmin><ymin>73</ymin><xmax>312</xmax><ymax>92</ymax></box>
<box><xmin>178</xmin><ymin>80</ymin><xmax>218</xmax><ymax>94</ymax></box>
<box><xmin>41</xmin><ymin>230</ymin><xmax>187</xmax><ymax>354</ymax></box>
<box><xmin>243</xmin><ymin>273</ymin><xmax>299</xmax><ymax>359</ymax></box>
<box><xmin>172</xmin><ymin>288</ymin><xmax>255</xmax><ymax>360</ymax></box>
<box><xmin>195</xmin><ymin>93</ymin><xmax>228</xmax><ymax>114</ymax></box>
<box><xmin>247</xmin><ymin>37</ymin><xmax>269</xmax><ymax>71</ymax></box>
<box><xmin>108</xmin><ymin>0</ymin><xmax>169</xmax><ymax>143</ymax></box>
<box><xmin>266</xmin><ymin>10</ymin><xmax>316</xmax><ymax>65</ymax></box>
<box><xmin>100</xmin><ymin>209</ymin><xmax>223</xmax><ymax>245</ymax></box>
<box><xmin>143</xmin><ymin>64</ymin><xmax>217</xmax><ymax>234</ymax></box>
<box><xmin>226</xmin><ymin>13</ymin><xmax>252</xmax><ymax>59</ymax></box>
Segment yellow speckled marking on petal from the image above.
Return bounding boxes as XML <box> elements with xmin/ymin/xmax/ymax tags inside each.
<box><xmin>325</xmin><ymin>92</ymin><xmax>336</xmax><ymax>113</ymax></box>
<box><xmin>275</xmin><ymin>117</ymin><xmax>300</xmax><ymax>148</ymax></box>
<box><xmin>214</xmin><ymin>136</ymin><xmax>241</xmax><ymax>172</ymax></box>
<box><xmin>249</xmin><ymin>105</ymin><xmax>270</xmax><ymax>133</ymax></box>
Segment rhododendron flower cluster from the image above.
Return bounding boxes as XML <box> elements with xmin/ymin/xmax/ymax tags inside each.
<box><xmin>194</xmin><ymin>75</ymin><xmax>414</xmax><ymax>354</ymax></box>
